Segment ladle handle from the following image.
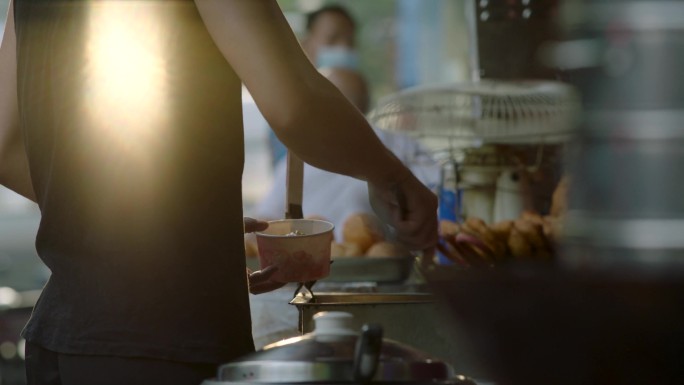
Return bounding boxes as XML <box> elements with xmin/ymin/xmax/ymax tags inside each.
<box><xmin>353</xmin><ymin>324</ymin><xmax>383</xmax><ymax>384</ymax></box>
<box><xmin>285</xmin><ymin>150</ymin><xmax>304</xmax><ymax>220</ymax></box>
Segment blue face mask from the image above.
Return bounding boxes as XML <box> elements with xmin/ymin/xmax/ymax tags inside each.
<box><xmin>316</xmin><ymin>46</ymin><xmax>360</xmax><ymax>70</ymax></box>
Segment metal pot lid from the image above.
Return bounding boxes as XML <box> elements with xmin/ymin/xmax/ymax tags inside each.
<box><xmin>218</xmin><ymin>312</ymin><xmax>454</xmax><ymax>383</ymax></box>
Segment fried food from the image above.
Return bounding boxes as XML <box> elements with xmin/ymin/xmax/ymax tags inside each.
<box><xmin>507</xmin><ymin>227</ymin><xmax>533</xmax><ymax>260</ymax></box>
<box><xmin>330</xmin><ymin>242</ymin><xmax>346</xmax><ymax>258</ymax></box>
<box><xmin>514</xmin><ymin>219</ymin><xmax>553</xmax><ymax>260</ymax></box>
<box><xmin>331</xmin><ymin>242</ymin><xmax>364</xmax><ymax>258</ymax></box>
<box><xmin>439</xmin><ymin>236</ymin><xmax>492</xmax><ymax>268</ymax></box>
<box><xmin>458</xmin><ymin>243</ymin><xmax>494</xmax><ymax>267</ymax></box>
<box><xmin>366</xmin><ymin>241</ymin><xmax>410</xmax><ymax>258</ymax></box>
<box><xmin>436</xmin><ymin>208</ymin><xmax>560</xmax><ymax>266</ymax></box>
<box><xmin>462</xmin><ymin>217</ymin><xmax>508</xmax><ymax>260</ymax></box>
<box><xmin>490</xmin><ymin>220</ymin><xmax>514</xmax><ymax>242</ymax></box>
<box><xmin>439</xmin><ymin>219</ymin><xmax>461</xmax><ymax>237</ymax></box>
<box><xmin>436</xmin><ymin>241</ymin><xmax>469</xmax><ymax>267</ymax></box>
<box><xmin>342</xmin><ymin>213</ymin><xmax>385</xmax><ymax>253</ymax></box>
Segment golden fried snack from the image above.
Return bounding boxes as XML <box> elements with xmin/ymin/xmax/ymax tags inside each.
<box><xmin>331</xmin><ymin>242</ymin><xmax>364</xmax><ymax>258</ymax></box>
<box><xmin>462</xmin><ymin>217</ymin><xmax>508</xmax><ymax>260</ymax></box>
<box><xmin>455</xmin><ymin>233</ymin><xmax>496</xmax><ymax>266</ymax></box>
<box><xmin>507</xmin><ymin>227</ymin><xmax>533</xmax><ymax>260</ymax></box>
<box><xmin>366</xmin><ymin>241</ymin><xmax>410</xmax><ymax>258</ymax></box>
<box><xmin>436</xmin><ymin>241</ymin><xmax>470</xmax><ymax>267</ymax></box>
<box><xmin>342</xmin><ymin>213</ymin><xmax>385</xmax><ymax>253</ymax></box>
<box><xmin>439</xmin><ymin>235</ymin><xmax>492</xmax><ymax>268</ymax></box>
<box><xmin>331</xmin><ymin>242</ymin><xmax>346</xmax><ymax>258</ymax></box>
<box><xmin>514</xmin><ymin>219</ymin><xmax>552</xmax><ymax>260</ymax></box>
<box><xmin>343</xmin><ymin>242</ymin><xmax>364</xmax><ymax>257</ymax></box>
<box><xmin>490</xmin><ymin>220</ymin><xmax>514</xmax><ymax>243</ymax></box>
<box><xmin>463</xmin><ymin>217</ymin><xmax>488</xmax><ymax>232</ymax></box>
<box><xmin>439</xmin><ymin>219</ymin><xmax>461</xmax><ymax>237</ymax></box>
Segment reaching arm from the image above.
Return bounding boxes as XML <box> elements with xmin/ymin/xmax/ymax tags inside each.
<box><xmin>0</xmin><ymin>0</ymin><xmax>35</xmax><ymax>202</ymax></box>
<box><xmin>194</xmin><ymin>0</ymin><xmax>437</xmax><ymax>252</ymax></box>
<box><xmin>194</xmin><ymin>0</ymin><xmax>404</xmax><ymax>186</ymax></box>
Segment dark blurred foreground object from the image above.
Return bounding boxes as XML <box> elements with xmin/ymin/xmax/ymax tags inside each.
<box><xmin>476</xmin><ymin>0</ymin><xmax>561</xmax><ymax>79</ymax></box>
<box><xmin>555</xmin><ymin>0</ymin><xmax>684</xmax><ymax>272</ymax></box>
<box><xmin>425</xmin><ymin>265</ymin><xmax>684</xmax><ymax>385</ymax></box>
<box><xmin>203</xmin><ymin>311</ymin><xmax>477</xmax><ymax>385</ymax></box>
<box><xmin>422</xmin><ymin>1</ymin><xmax>684</xmax><ymax>384</ymax></box>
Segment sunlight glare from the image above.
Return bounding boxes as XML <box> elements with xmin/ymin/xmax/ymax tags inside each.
<box><xmin>83</xmin><ymin>2</ymin><xmax>169</xmax><ymax>156</ymax></box>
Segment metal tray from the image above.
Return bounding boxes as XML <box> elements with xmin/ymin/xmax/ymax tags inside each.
<box><xmin>324</xmin><ymin>256</ymin><xmax>415</xmax><ymax>283</ymax></box>
<box><xmin>289</xmin><ymin>292</ymin><xmax>466</xmax><ymax>369</ymax></box>
<box><xmin>246</xmin><ymin>256</ymin><xmax>416</xmax><ymax>283</ymax></box>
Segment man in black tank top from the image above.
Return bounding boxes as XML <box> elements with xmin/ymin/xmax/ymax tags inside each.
<box><xmin>0</xmin><ymin>1</ymin><xmax>439</xmax><ymax>384</ymax></box>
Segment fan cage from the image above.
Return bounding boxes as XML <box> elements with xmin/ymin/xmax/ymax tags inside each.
<box><xmin>368</xmin><ymin>80</ymin><xmax>581</xmax><ymax>148</ymax></box>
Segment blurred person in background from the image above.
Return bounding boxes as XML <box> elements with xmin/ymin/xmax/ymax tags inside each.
<box><xmin>268</xmin><ymin>3</ymin><xmax>360</xmax><ymax>167</ymax></box>
<box><xmin>0</xmin><ymin>1</ymin><xmax>437</xmax><ymax>384</ymax></box>
<box><xmin>301</xmin><ymin>4</ymin><xmax>358</xmax><ymax>69</ymax></box>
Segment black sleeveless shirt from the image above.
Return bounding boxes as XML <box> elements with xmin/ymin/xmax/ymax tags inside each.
<box><xmin>15</xmin><ymin>0</ymin><xmax>253</xmax><ymax>363</ymax></box>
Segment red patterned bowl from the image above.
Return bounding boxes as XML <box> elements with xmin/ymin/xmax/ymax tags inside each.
<box><xmin>255</xmin><ymin>219</ymin><xmax>334</xmax><ymax>283</ymax></box>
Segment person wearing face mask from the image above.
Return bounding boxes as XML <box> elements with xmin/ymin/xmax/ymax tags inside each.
<box><xmin>267</xmin><ymin>4</ymin><xmax>361</xmax><ymax>167</ymax></box>
<box><xmin>301</xmin><ymin>4</ymin><xmax>359</xmax><ymax>70</ymax></box>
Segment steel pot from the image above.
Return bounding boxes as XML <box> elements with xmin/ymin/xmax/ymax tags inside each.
<box><xmin>202</xmin><ymin>311</ymin><xmax>475</xmax><ymax>385</ymax></box>
<box><xmin>289</xmin><ymin>292</ymin><xmax>468</xmax><ymax>369</ymax></box>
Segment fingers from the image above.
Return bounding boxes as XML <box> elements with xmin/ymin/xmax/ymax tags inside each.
<box><xmin>393</xmin><ymin>217</ymin><xmax>438</xmax><ymax>251</ymax></box>
<box><xmin>248</xmin><ymin>264</ymin><xmax>278</xmax><ymax>283</ymax></box>
<box><xmin>244</xmin><ymin>217</ymin><xmax>269</xmax><ymax>234</ymax></box>
<box><xmin>250</xmin><ymin>280</ymin><xmax>287</xmax><ymax>295</ymax></box>
<box><xmin>393</xmin><ymin>190</ymin><xmax>438</xmax><ymax>250</ymax></box>
<box><xmin>369</xmin><ymin>176</ymin><xmax>438</xmax><ymax>252</ymax></box>
<box><xmin>247</xmin><ymin>265</ymin><xmax>286</xmax><ymax>295</ymax></box>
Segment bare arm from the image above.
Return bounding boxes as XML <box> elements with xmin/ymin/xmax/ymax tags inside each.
<box><xmin>194</xmin><ymin>0</ymin><xmax>437</xmax><ymax>251</ymax></box>
<box><xmin>0</xmin><ymin>0</ymin><xmax>35</xmax><ymax>202</ymax></box>
<box><xmin>194</xmin><ymin>0</ymin><xmax>405</xmax><ymax>186</ymax></box>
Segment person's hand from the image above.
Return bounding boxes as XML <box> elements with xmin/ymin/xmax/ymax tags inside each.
<box><xmin>368</xmin><ymin>172</ymin><xmax>438</xmax><ymax>257</ymax></box>
<box><xmin>242</xmin><ymin>217</ymin><xmax>285</xmax><ymax>294</ymax></box>
<box><xmin>247</xmin><ymin>265</ymin><xmax>286</xmax><ymax>295</ymax></box>
<box><xmin>244</xmin><ymin>217</ymin><xmax>268</xmax><ymax>234</ymax></box>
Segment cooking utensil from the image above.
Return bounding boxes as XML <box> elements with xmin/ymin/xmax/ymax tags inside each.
<box><xmin>284</xmin><ymin>150</ymin><xmax>325</xmax><ymax>293</ymax></box>
<box><xmin>285</xmin><ymin>150</ymin><xmax>304</xmax><ymax>220</ymax></box>
<box><xmin>202</xmin><ymin>311</ymin><xmax>473</xmax><ymax>385</ymax></box>
<box><xmin>557</xmin><ymin>0</ymin><xmax>684</xmax><ymax>273</ymax></box>
<box><xmin>424</xmin><ymin>265</ymin><xmax>684</xmax><ymax>385</ymax></box>
<box><xmin>353</xmin><ymin>323</ymin><xmax>383</xmax><ymax>384</ymax></box>
<box><xmin>289</xmin><ymin>292</ymin><xmax>467</xmax><ymax>370</ymax></box>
